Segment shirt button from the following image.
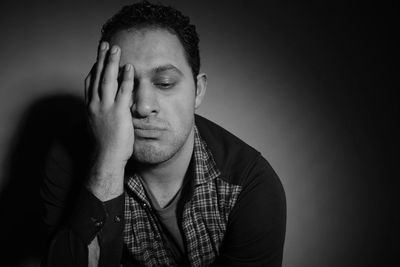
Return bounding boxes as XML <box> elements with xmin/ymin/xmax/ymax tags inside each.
<box><xmin>114</xmin><ymin>215</ymin><xmax>121</xmax><ymax>223</ymax></box>
<box><xmin>94</xmin><ymin>220</ymin><xmax>103</xmax><ymax>227</ymax></box>
<box><xmin>142</xmin><ymin>203</ymin><xmax>148</xmax><ymax>208</ymax></box>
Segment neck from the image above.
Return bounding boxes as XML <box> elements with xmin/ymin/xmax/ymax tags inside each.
<box><xmin>137</xmin><ymin>126</ymin><xmax>195</xmax><ymax>191</ymax></box>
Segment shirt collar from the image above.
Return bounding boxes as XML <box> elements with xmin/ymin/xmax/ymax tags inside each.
<box><xmin>126</xmin><ymin>124</ymin><xmax>221</xmax><ymax>199</ymax></box>
<box><xmin>191</xmin><ymin>125</ymin><xmax>221</xmax><ymax>186</ymax></box>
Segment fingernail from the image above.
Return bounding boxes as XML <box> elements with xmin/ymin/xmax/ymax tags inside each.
<box><xmin>111</xmin><ymin>46</ymin><xmax>119</xmax><ymax>54</ymax></box>
<box><xmin>100</xmin><ymin>42</ymin><xmax>107</xmax><ymax>50</ymax></box>
<box><xmin>125</xmin><ymin>64</ymin><xmax>132</xmax><ymax>71</ymax></box>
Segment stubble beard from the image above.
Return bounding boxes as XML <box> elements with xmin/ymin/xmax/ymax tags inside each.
<box><xmin>131</xmin><ymin>127</ymin><xmax>192</xmax><ymax>165</ymax></box>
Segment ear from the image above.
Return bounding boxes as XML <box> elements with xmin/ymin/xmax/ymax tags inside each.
<box><xmin>195</xmin><ymin>73</ymin><xmax>207</xmax><ymax>109</ymax></box>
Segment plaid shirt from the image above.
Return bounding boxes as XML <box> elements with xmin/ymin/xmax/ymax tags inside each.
<box><xmin>123</xmin><ymin>125</ymin><xmax>242</xmax><ymax>266</ymax></box>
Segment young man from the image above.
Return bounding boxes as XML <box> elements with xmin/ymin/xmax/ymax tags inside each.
<box><xmin>41</xmin><ymin>1</ymin><xmax>286</xmax><ymax>266</ymax></box>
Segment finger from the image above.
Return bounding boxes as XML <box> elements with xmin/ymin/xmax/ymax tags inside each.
<box><xmin>93</xmin><ymin>42</ymin><xmax>109</xmax><ymax>102</ymax></box>
<box><xmin>84</xmin><ymin>64</ymin><xmax>96</xmax><ymax>105</ymax></box>
<box><xmin>100</xmin><ymin>45</ymin><xmax>120</xmax><ymax>106</ymax></box>
<box><xmin>84</xmin><ymin>73</ymin><xmax>90</xmax><ymax>104</ymax></box>
<box><xmin>116</xmin><ymin>64</ymin><xmax>134</xmax><ymax>108</ymax></box>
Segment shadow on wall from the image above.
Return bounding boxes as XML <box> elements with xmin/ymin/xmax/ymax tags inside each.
<box><xmin>0</xmin><ymin>93</ymin><xmax>86</xmax><ymax>266</ymax></box>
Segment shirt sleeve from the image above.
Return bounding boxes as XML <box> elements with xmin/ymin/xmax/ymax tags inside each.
<box><xmin>41</xmin><ymin>141</ymin><xmax>125</xmax><ymax>267</ymax></box>
<box><xmin>214</xmin><ymin>155</ymin><xmax>287</xmax><ymax>267</ymax></box>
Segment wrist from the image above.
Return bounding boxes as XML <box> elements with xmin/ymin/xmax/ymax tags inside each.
<box><xmin>86</xmin><ymin>157</ymin><xmax>126</xmax><ymax>201</ymax></box>
<box><xmin>92</xmin><ymin>154</ymin><xmax>127</xmax><ymax>175</ymax></box>
<box><xmin>93</xmin><ymin>149</ymin><xmax>129</xmax><ymax>168</ymax></box>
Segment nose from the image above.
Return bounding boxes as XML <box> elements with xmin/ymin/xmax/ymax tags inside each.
<box><xmin>131</xmin><ymin>82</ymin><xmax>159</xmax><ymax>118</ymax></box>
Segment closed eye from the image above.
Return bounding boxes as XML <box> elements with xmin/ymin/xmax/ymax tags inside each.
<box><xmin>154</xmin><ymin>82</ymin><xmax>175</xmax><ymax>89</ymax></box>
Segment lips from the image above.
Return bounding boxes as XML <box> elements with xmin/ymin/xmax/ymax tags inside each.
<box><xmin>134</xmin><ymin>129</ymin><xmax>163</xmax><ymax>138</ymax></box>
<box><xmin>133</xmin><ymin>119</ymin><xmax>167</xmax><ymax>138</ymax></box>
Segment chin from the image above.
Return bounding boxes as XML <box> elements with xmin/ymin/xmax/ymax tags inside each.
<box><xmin>132</xmin><ymin>125</ymin><xmax>193</xmax><ymax>165</ymax></box>
<box><xmin>132</xmin><ymin>141</ymin><xmax>176</xmax><ymax>165</ymax></box>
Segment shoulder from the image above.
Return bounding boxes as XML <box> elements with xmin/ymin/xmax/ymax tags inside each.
<box><xmin>195</xmin><ymin>114</ymin><xmax>278</xmax><ymax>188</ymax></box>
<box><xmin>195</xmin><ymin>115</ymin><xmax>286</xmax><ymax>265</ymax></box>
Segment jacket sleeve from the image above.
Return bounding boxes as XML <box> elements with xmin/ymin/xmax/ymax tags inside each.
<box><xmin>214</xmin><ymin>155</ymin><xmax>287</xmax><ymax>267</ymax></box>
<box><xmin>41</xmin><ymin>142</ymin><xmax>125</xmax><ymax>267</ymax></box>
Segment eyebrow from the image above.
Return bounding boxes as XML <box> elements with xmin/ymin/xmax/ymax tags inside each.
<box><xmin>152</xmin><ymin>64</ymin><xmax>183</xmax><ymax>76</ymax></box>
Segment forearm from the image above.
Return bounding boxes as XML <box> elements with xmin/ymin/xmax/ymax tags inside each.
<box><xmin>214</xmin><ymin>155</ymin><xmax>286</xmax><ymax>266</ymax></box>
<box><xmin>43</xmin><ymin>189</ymin><xmax>125</xmax><ymax>267</ymax></box>
<box><xmin>43</xmin><ymin>40</ymin><xmax>133</xmax><ymax>267</ymax></box>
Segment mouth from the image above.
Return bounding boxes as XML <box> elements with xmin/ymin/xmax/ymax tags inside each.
<box><xmin>133</xmin><ymin>120</ymin><xmax>167</xmax><ymax>138</ymax></box>
<box><xmin>134</xmin><ymin>128</ymin><xmax>164</xmax><ymax>139</ymax></box>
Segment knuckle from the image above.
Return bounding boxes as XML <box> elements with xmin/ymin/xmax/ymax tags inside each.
<box><xmin>101</xmin><ymin>78</ymin><xmax>108</xmax><ymax>86</ymax></box>
<box><xmin>102</xmin><ymin>77</ymin><xmax>118</xmax><ymax>90</ymax></box>
<box><xmin>118</xmin><ymin>88</ymin><xmax>128</xmax><ymax>99</ymax></box>
<box><xmin>121</xmin><ymin>80</ymin><xmax>133</xmax><ymax>92</ymax></box>
<box><xmin>119</xmin><ymin>83</ymin><xmax>127</xmax><ymax>93</ymax></box>
<box><xmin>123</xmin><ymin>73</ymin><xmax>134</xmax><ymax>82</ymax></box>
<box><xmin>97</xmin><ymin>51</ymin><xmax>106</xmax><ymax>61</ymax></box>
<box><xmin>115</xmin><ymin>106</ymin><xmax>125</xmax><ymax>116</ymax></box>
<box><xmin>95</xmin><ymin>63</ymin><xmax>104</xmax><ymax>76</ymax></box>
<box><xmin>101</xmin><ymin>77</ymin><xmax>111</xmax><ymax>87</ymax></box>
<box><xmin>108</xmin><ymin>53</ymin><xmax>119</xmax><ymax>63</ymax></box>
<box><xmin>88</xmin><ymin>102</ymin><xmax>98</xmax><ymax>113</ymax></box>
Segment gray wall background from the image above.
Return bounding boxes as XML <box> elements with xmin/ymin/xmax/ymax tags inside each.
<box><xmin>0</xmin><ymin>0</ymin><xmax>396</xmax><ymax>266</ymax></box>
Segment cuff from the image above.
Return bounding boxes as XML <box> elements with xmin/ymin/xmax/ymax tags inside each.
<box><xmin>69</xmin><ymin>188</ymin><xmax>125</xmax><ymax>245</ymax></box>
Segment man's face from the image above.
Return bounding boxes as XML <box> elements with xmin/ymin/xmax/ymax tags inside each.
<box><xmin>111</xmin><ymin>28</ymin><xmax>202</xmax><ymax>164</ymax></box>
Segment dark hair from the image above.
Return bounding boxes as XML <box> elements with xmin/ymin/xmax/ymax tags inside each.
<box><xmin>101</xmin><ymin>1</ymin><xmax>200</xmax><ymax>80</ymax></box>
